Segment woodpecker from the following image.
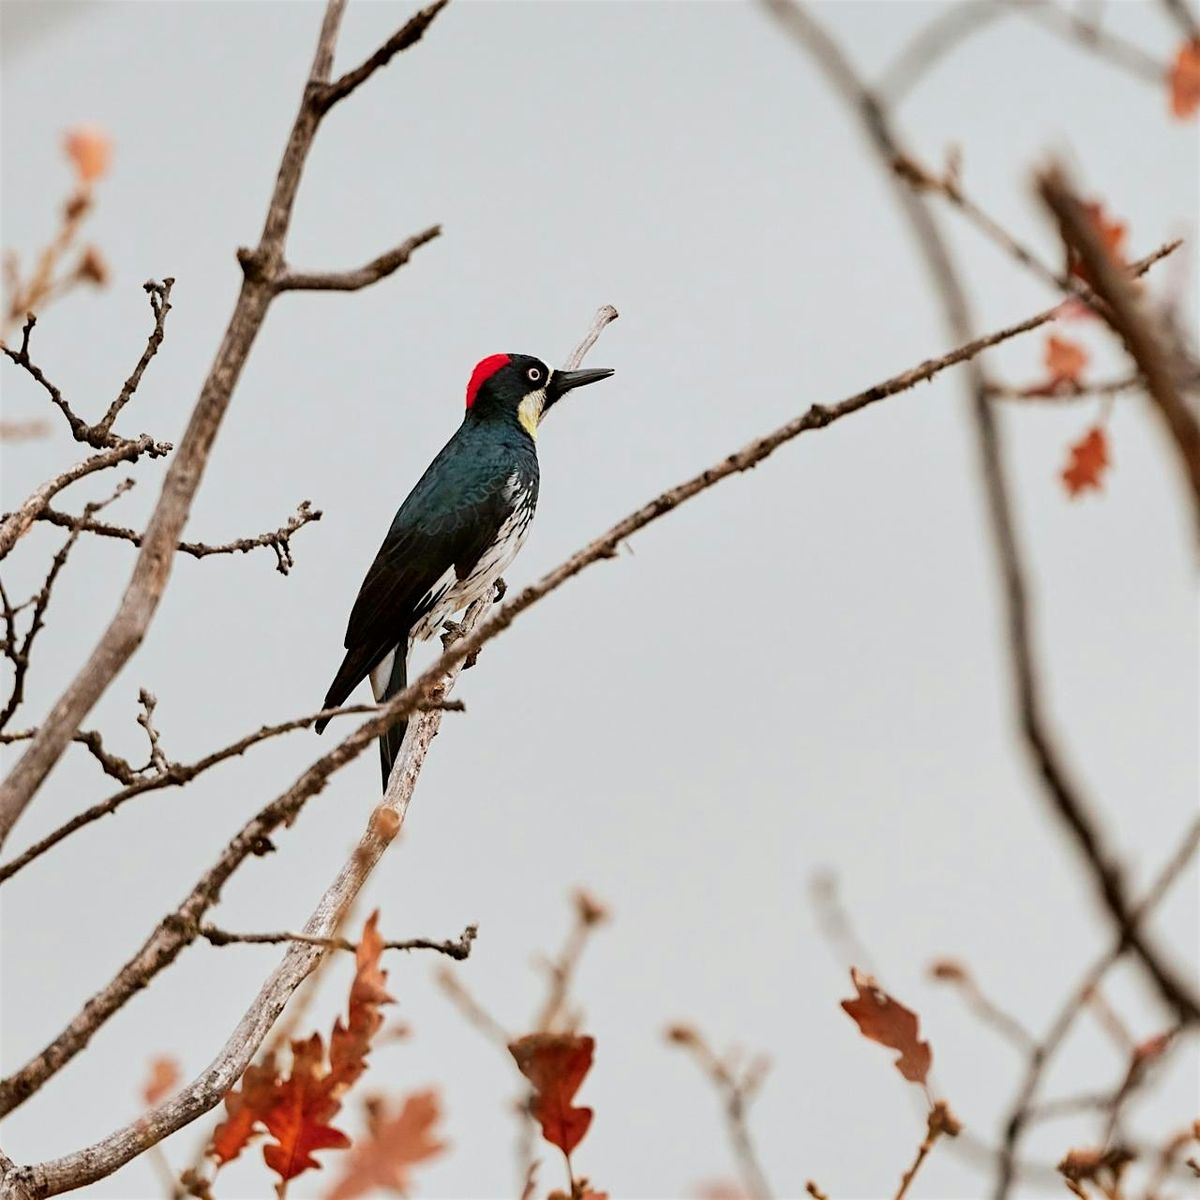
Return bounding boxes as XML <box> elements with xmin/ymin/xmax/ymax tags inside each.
<box><xmin>316</xmin><ymin>353</ymin><xmax>614</xmax><ymax>786</ymax></box>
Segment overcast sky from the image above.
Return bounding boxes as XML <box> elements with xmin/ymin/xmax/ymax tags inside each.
<box><xmin>1</xmin><ymin>2</ymin><xmax>1196</xmax><ymax>1198</ymax></box>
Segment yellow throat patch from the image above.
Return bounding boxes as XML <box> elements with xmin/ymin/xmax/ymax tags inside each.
<box><xmin>517</xmin><ymin>390</ymin><xmax>545</xmax><ymax>440</ymax></box>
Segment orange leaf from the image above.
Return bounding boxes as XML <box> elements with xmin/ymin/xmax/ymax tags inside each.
<box><xmin>1169</xmin><ymin>38</ymin><xmax>1200</xmax><ymax>119</ymax></box>
<box><xmin>1044</xmin><ymin>334</ymin><xmax>1089</xmax><ymax>385</ymax></box>
<box><xmin>261</xmin><ymin>1035</ymin><xmax>350</xmax><ymax>1187</ymax></box>
<box><xmin>329</xmin><ymin>911</ymin><xmax>395</xmax><ymax>1093</ymax></box>
<box><xmin>63</xmin><ymin>125</ymin><xmax>112</xmax><ymax>184</ymax></box>
<box><xmin>1061</xmin><ymin>426</ymin><xmax>1111</xmax><ymax>497</ymax></box>
<box><xmin>210</xmin><ymin>1060</ymin><xmax>281</xmax><ymax>1165</ymax></box>
<box><xmin>509</xmin><ymin>1033</ymin><xmax>595</xmax><ymax>1156</ymax></box>
<box><xmin>140</xmin><ymin>1055</ymin><xmax>181</xmax><ymax>1107</ymax></box>
<box><xmin>325</xmin><ymin>1090</ymin><xmax>447</xmax><ymax>1200</ymax></box>
<box><xmin>840</xmin><ymin>967</ymin><xmax>932</xmax><ymax>1085</ymax></box>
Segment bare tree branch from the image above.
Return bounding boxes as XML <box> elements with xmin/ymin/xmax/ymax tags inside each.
<box><xmin>315</xmin><ymin>0</ymin><xmax>451</xmax><ymax>112</ymax></box>
<box><xmin>0</xmin><ymin>0</ymin><xmax>446</xmax><ymax>850</ymax></box>
<box><xmin>276</xmin><ymin>225</ymin><xmax>441</xmax><ymax>292</ymax></box>
<box><xmin>665</xmin><ymin>1023</ymin><xmax>773</xmax><ymax>1200</ymax></box>
<box><xmin>0</xmin><ymin>701</ymin><xmax>441</xmax><ymax>886</ymax></box>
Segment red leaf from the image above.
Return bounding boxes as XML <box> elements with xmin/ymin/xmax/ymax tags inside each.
<box><xmin>140</xmin><ymin>1055</ymin><xmax>182</xmax><ymax>1108</ymax></box>
<box><xmin>1061</xmin><ymin>426</ymin><xmax>1111</xmax><ymax>497</ymax></box>
<box><xmin>1169</xmin><ymin>38</ymin><xmax>1200</xmax><ymax>119</ymax></box>
<box><xmin>329</xmin><ymin>911</ymin><xmax>395</xmax><ymax>1093</ymax></box>
<box><xmin>261</xmin><ymin>1035</ymin><xmax>351</xmax><ymax>1186</ymax></box>
<box><xmin>325</xmin><ymin>1090</ymin><xmax>446</xmax><ymax>1200</ymax></box>
<box><xmin>509</xmin><ymin>1033</ymin><xmax>595</xmax><ymax>1156</ymax></box>
<box><xmin>840</xmin><ymin>967</ymin><xmax>932</xmax><ymax>1085</ymax></box>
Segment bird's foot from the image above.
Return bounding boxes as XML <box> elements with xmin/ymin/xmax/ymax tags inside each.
<box><xmin>493</xmin><ymin>577</ymin><xmax>507</xmax><ymax>603</ymax></box>
<box><xmin>440</xmin><ymin>620</ymin><xmax>463</xmax><ymax>649</ymax></box>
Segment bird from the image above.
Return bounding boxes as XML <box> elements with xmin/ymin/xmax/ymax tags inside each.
<box><xmin>315</xmin><ymin>352</ymin><xmax>614</xmax><ymax>787</ymax></box>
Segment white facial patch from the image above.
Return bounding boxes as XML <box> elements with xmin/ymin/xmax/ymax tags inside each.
<box><xmin>517</xmin><ymin>387</ymin><xmax>547</xmax><ymax>439</ymax></box>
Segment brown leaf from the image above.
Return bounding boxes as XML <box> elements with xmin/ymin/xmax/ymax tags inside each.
<box><xmin>1169</xmin><ymin>38</ymin><xmax>1200</xmax><ymax>119</ymax></box>
<box><xmin>63</xmin><ymin>125</ymin><xmax>112</xmax><ymax>184</ymax></box>
<box><xmin>140</xmin><ymin>1055</ymin><xmax>182</xmax><ymax>1107</ymax></box>
<box><xmin>509</xmin><ymin>1032</ymin><xmax>595</xmax><ymax>1156</ymax></box>
<box><xmin>840</xmin><ymin>967</ymin><xmax>932</xmax><ymax>1085</ymax></box>
<box><xmin>1061</xmin><ymin>426</ymin><xmax>1111</xmax><ymax>497</ymax></box>
<box><xmin>329</xmin><ymin>911</ymin><xmax>395</xmax><ymax>1094</ymax></box>
<box><xmin>324</xmin><ymin>1090</ymin><xmax>445</xmax><ymax>1200</ymax></box>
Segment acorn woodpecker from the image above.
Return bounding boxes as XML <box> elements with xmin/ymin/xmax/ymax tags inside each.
<box><xmin>316</xmin><ymin>353</ymin><xmax>614</xmax><ymax>786</ymax></box>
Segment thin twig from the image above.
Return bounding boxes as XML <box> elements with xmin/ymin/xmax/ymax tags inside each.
<box><xmin>34</xmin><ymin>500</ymin><xmax>323</xmax><ymax>576</ymax></box>
<box><xmin>276</xmin><ymin>226</ymin><xmax>441</xmax><ymax>292</ymax></box>
<box><xmin>895</xmin><ymin>1102</ymin><xmax>962</xmax><ymax>1200</ymax></box>
<box><xmin>197</xmin><ymin>922</ymin><xmax>477</xmax><ymax>960</ymax></box>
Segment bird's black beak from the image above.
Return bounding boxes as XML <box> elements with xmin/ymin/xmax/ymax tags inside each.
<box><xmin>546</xmin><ymin>367</ymin><xmax>614</xmax><ymax>407</ymax></box>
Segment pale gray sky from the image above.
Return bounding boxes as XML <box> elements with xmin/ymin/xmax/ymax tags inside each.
<box><xmin>1</xmin><ymin>2</ymin><xmax>1196</xmax><ymax>1198</ymax></box>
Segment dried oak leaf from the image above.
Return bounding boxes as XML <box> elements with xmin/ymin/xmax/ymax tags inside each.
<box><xmin>209</xmin><ymin>911</ymin><xmax>394</xmax><ymax>1186</ymax></box>
<box><xmin>325</xmin><ymin>1090</ymin><xmax>446</xmax><ymax>1200</ymax></box>
<box><xmin>141</xmin><ymin>1055</ymin><xmax>182</xmax><ymax>1107</ymax></box>
<box><xmin>1169</xmin><ymin>38</ymin><xmax>1200</xmax><ymax>119</ymax></box>
<box><xmin>262</xmin><ymin>1034</ymin><xmax>351</xmax><ymax>1187</ymax></box>
<box><xmin>210</xmin><ymin>1059</ymin><xmax>281</xmax><ymax>1165</ymax></box>
<box><xmin>509</xmin><ymin>1032</ymin><xmax>595</xmax><ymax>1156</ymax></box>
<box><xmin>329</xmin><ymin>911</ymin><xmax>395</xmax><ymax>1094</ymax></box>
<box><xmin>1061</xmin><ymin>426</ymin><xmax>1111</xmax><ymax>497</ymax></box>
<box><xmin>840</xmin><ymin>967</ymin><xmax>932</xmax><ymax>1085</ymax></box>
<box><xmin>63</xmin><ymin>125</ymin><xmax>112</xmax><ymax>184</ymax></box>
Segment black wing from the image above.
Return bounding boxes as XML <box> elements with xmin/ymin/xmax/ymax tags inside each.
<box><xmin>319</xmin><ymin>430</ymin><xmax>522</xmax><ymax>716</ymax></box>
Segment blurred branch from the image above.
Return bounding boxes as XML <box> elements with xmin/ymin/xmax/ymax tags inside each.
<box><xmin>0</xmin><ymin>0</ymin><xmax>446</xmax><ymax>853</ymax></box>
<box><xmin>764</xmin><ymin>0</ymin><xmax>1200</xmax><ymax>1032</ymax></box>
<box><xmin>994</xmin><ymin>816</ymin><xmax>1200</xmax><ymax>1198</ymax></box>
<box><xmin>895</xmin><ymin>1102</ymin><xmax>962</xmax><ymax>1200</ymax></box>
<box><xmin>1039</xmin><ymin>163</ymin><xmax>1200</xmax><ymax>546</ymax></box>
<box><xmin>665</xmin><ymin>1024</ymin><xmax>773</xmax><ymax>1200</ymax></box>
<box><xmin>1161</xmin><ymin>0</ymin><xmax>1200</xmax><ymax>38</ymax></box>
<box><xmin>877</xmin><ymin>1</ymin><xmax>1005</xmax><ymax>102</ymax></box>
<box><xmin>928</xmin><ymin>960</ymin><xmax>1037</xmax><ymax>1054</ymax></box>
<box><xmin>35</xmin><ymin>499</ymin><xmax>323</xmax><ymax>576</ymax></box>
<box><xmin>1005</xmin><ymin>0</ymin><xmax>1167</xmax><ymax>82</ymax></box>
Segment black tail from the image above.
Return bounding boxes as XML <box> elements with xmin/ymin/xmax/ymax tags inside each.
<box><xmin>378</xmin><ymin>649</ymin><xmax>409</xmax><ymax>789</ymax></box>
<box><xmin>314</xmin><ymin>643</ymin><xmax>376</xmax><ymax>735</ymax></box>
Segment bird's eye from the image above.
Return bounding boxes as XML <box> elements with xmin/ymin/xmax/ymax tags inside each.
<box><xmin>526</xmin><ymin>366</ymin><xmax>542</xmax><ymax>383</ymax></box>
